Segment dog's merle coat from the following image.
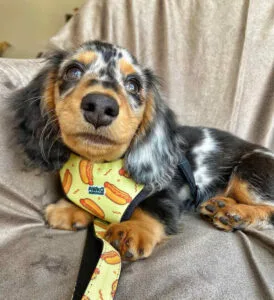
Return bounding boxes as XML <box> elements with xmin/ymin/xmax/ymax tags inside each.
<box><xmin>12</xmin><ymin>41</ymin><xmax>274</xmax><ymax>238</ymax></box>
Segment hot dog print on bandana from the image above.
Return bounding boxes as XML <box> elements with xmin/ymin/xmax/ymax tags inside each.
<box><xmin>60</xmin><ymin>153</ymin><xmax>145</xmax><ymax>299</ymax></box>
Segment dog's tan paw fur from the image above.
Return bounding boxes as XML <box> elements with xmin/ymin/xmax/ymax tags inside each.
<box><xmin>45</xmin><ymin>199</ymin><xmax>93</xmax><ymax>231</ymax></box>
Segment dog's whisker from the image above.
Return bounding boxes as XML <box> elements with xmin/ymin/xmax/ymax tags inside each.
<box><xmin>40</xmin><ymin>105</ymin><xmax>56</xmax><ymax>119</ymax></box>
<box><xmin>39</xmin><ymin>116</ymin><xmax>59</xmax><ymax>164</ymax></box>
<box><xmin>24</xmin><ymin>96</ymin><xmax>42</xmax><ymax>103</ymax></box>
<box><xmin>15</xmin><ymin>96</ymin><xmax>42</xmax><ymax>109</ymax></box>
<box><xmin>44</xmin><ymin>117</ymin><xmax>58</xmax><ymax>140</ymax></box>
<box><xmin>47</xmin><ymin>129</ymin><xmax>61</xmax><ymax>160</ymax></box>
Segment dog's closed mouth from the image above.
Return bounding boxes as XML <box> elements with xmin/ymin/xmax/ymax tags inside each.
<box><xmin>76</xmin><ymin>133</ymin><xmax>115</xmax><ymax>145</ymax></box>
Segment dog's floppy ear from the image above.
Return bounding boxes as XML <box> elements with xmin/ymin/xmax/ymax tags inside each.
<box><xmin>12</xmin><ymin>51</ymin><xmax>70</xmax><ymax>170</ymax></box>
<box><xmin>125</xmin><ymin>69</ymin><xmax>183</xmax><ymax>191</ymax></box>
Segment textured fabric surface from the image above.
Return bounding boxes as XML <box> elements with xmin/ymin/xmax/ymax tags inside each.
<box><xmin>49</xmin><ymin>0</ymin><xmax>274</xmax><ymax>150</ymax></box>
<box><xmin>0</xmin><ymin>59</ymin><xmax>83</xmax><ymax>300</ymax></box>
<box><xmin>0</xmin><ymin>58</ymin><xmax>274</xmax><ymax>300</ymax></box>
<box><xmin>1</xmin><ymin>0</ymin><xmax>274</xmax><ymax>299</ymax></box>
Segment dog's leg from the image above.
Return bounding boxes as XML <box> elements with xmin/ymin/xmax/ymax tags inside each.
<box><xmin>45</xmin><ymin>199</ymin><xmax>93</xmax><ymax>230</ymax></box>
<box><xmin>104</xmin><ymin>207</ymin><xmax>166</xmax><ymax>261</ymax></box>
<box><xmin>200</xmin><ymin>150</ymin><xmax>274</xmax><ymax>231</ymax></box>
<box><xmin>200</xmin><ymin>196</ymin><xmax>274</xmax><ymax>231</ymax></box>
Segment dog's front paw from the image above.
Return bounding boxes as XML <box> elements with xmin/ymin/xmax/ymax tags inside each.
<box><xmin>104</xmin><ymin>221</ymin><xmax>163</xmax><ymax>261</ymax></box>
<box><xmin>45</xmin><ymin>199</ymin><xmax>93</xmax><ymax>231</ymax></box>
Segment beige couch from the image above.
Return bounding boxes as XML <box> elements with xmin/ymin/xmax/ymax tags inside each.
<box><xmin>1</xmin><ymin>1</ymin><xmax>273</xmax><ymax>299</ymax></box>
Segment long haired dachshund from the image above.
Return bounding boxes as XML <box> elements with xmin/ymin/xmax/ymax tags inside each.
<box><xmin>12</xmin><ymin>41</ymin><xmax>274</xmax><ymax>261</ymax></box>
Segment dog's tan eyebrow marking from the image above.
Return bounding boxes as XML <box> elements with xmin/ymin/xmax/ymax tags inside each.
<box><xmin>119</xmin><ymin>58</ymin><xmax>136</xmax><ymax>76</ymax></box>
<box><xmin>75</xmin><ymin>51</ymin><xmax>97</xmax><ymax>65</ymax></box>
<box><xmin>43</xmin><ymin>71</ymin><xmax>58</xmax><ymax>111</ymax></box>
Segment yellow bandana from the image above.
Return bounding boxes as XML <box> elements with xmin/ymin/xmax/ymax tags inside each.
<box><xmin>60</xmin><ymin>153</ymin><xmax>145</xmax><ymax>300</ymax></box>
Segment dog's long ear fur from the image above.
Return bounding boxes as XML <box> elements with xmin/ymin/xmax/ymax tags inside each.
<box><xmin>12</xmin><ymin>51</ymin><xmax>70</xmax><ymax>170</ymax></box>
<box><xmin>125</xmin><ymin>70</ymin><xmax>183</xmax><ymax>191</ymax></box>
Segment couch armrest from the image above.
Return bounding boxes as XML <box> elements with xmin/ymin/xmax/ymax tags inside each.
<box><xmin>0</xmin><ymin>58</ymin><xmax>45</xmax><ymax>94</ymax></box>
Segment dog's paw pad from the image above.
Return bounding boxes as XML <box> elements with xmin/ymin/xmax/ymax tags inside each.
<box><xmin>205</xmin><ymin>204</ymin><xmax>216</xmax><ymax>213</ymax></box>
<box><xmin>232</xmin><ymin>215</ymin><xmax>242</xmax><ymax>222</ymax></box>
<box><xmin>200</xmin><ymin>197</ymin><xmax>237</xmax><ymax>217</ymax></box>
<box><xmin>219</xmin><ymin>216</ymin><xmax>229</xmax><ymax>225</ymax></box>
<box><xmin>217</xmin><ymin>201</ymin><xmax>225</xmax><ymax>208</ymax></box>
<box><xmin>212</xmin><ymin>208</ymin><xmax>249</xmax><ymax>231</ymax></box>
<box><xmin>124</xmin><ymin>250</ymin><xmax>134</xmax><ymax>259</ymax></box>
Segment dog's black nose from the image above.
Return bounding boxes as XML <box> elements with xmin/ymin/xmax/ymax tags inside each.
<box><xmin>81</xmin><ymin>93</ymin><xmax>119</xmax><ymax>128</ymax></box>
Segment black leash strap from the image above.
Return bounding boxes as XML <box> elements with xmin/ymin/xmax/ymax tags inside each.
<box><xmin>178</xmin><ymin>154</ymin><xmax>203</xmax><ymax>208</ymax></box>
<box><xmin>72</xmin><ymin>224</ymin><xmax>103</xmax><ymax>300</ymax></box>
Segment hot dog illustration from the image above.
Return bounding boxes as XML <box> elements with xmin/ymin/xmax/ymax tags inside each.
<box><xmin>62</xmin><ymin>169</ymin><xmax>72</xmax><ymax>194</ymax></box>
<box><xmin>118</xmin><ymin>168</ymin><xmax>130</xmax><ymax>178</ymax></box>
<box><xmin>99</xmin><ymin>290</ymin><xmax>104</xmax><ymax>300</ymax></box>
<box><xmin>94</xmin><ymin>220</ymin><xmax>109</xmax><ymax>230</ymax></box>
<box><xmin>101</xmin><ymin>251</ymin><xmax>121</xmax><ymax>264</ymax></box>
<box><xmin>96</xmin><ymin>231</ymin><xmax>106</xmax><ymax>239</ymax></box>
<box><xmin>104</xmin><ymin>182</ymin><xmax>132</xmax><ymax>205</ymax></box>
<box><xmin>111</xmin><ymin>279</ymin><xmax>118</xmax><ymax>298</ymax></box>
<box><xmin>91</xmin><ymin>267</ymin><xmax>100</xmax><ymax>280</ymax></box>
<box><xmin>79</xmin><ymin>159</ymin><xmax>93</xmax><ymax>185</ymax></box>
<box><xmin>80</xmin><ymin>198</ymin><xmax>105</xmax><ymax>219</ymax></box>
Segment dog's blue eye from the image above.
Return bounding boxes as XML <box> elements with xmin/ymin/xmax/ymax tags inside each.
<box><xmin>64</xmin><ymin>66</ymin><xmax>83</xmax><ymax>81</ymax></box>
<box><xmin>125</xmin><ymin>79</ymin><xmax>140</xmax><ymax>95</ymax></box>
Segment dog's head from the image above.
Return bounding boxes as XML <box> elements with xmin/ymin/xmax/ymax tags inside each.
<box><xmin>13</xmin><ymin>41</ymin><xmax>182</xmax><ymax>190</ymax></box>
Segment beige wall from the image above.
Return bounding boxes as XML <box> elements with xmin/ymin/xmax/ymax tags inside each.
<box><xmin>0</xmin><ymin>0</ymin><xmax>85</xmax><ymax>58</ymax></box>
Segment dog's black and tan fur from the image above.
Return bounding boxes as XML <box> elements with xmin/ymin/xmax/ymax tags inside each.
<box><xmin>12</xmin><ymin>41</ymin><xmax>274</xmax><ymax>261</ymax></box>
